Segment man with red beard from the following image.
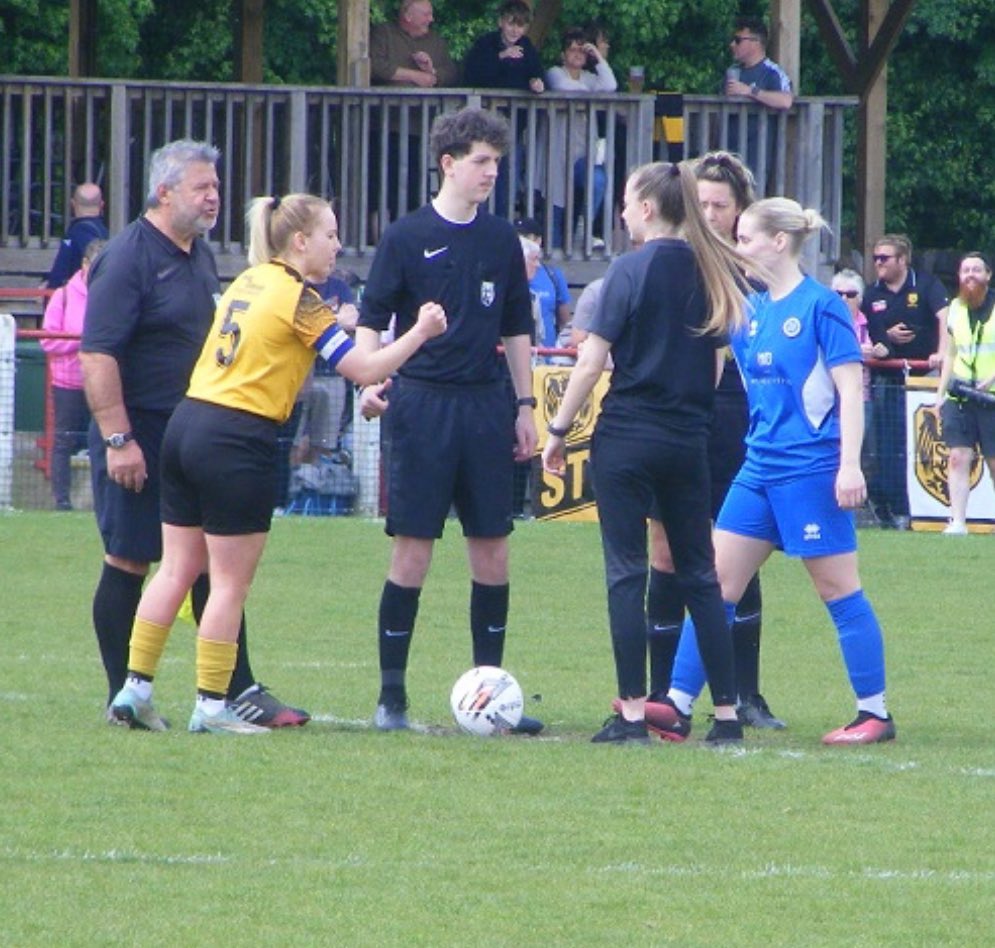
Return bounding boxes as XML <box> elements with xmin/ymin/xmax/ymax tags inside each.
<box><xmin>932</xmin><ymin>252</ymin><xmax>995</xmax><ymax>534</ymax></box>
<box><xmin>864</xmin><ymin>234</ymin><xmax>949</xmax><ymax>528</ymax></box>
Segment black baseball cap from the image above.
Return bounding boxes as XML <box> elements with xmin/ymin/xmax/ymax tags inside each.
<box><xmin>514</xmin><ymin>216</ymin><xmax>543</xmax><ymax>237</ymax></box>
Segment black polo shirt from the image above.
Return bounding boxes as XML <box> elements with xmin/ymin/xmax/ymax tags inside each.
<box><xmin>82</xmin><ymin>217</ymin><xmax>221</xmax><ymax>412</ymax></box>
<box><xmin>864</xmin><ymin>268</ymin><xmax>949</xmax><ymax>368</ymax></box>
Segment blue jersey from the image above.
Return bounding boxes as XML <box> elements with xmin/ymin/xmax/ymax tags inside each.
<box><xmin>730</xmin><ymin>275</ymin><xmax>860</xmax><ymax>483</ymax></box>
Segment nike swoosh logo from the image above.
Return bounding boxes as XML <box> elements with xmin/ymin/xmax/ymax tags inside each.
<box><xmin>384</xmin><ymin>629</ymin><xmax>409</xmax><ymax>638</ymax></box>
<box><xmin>486</xmin><ymin>625</ymin><xmax>506</xmax><ymax>634</ymax></box>
<box><xmin>156</xmin><ymin>266</ymin><xmax>178</xmax><ymax>281</ymax></box>
<box><xmin>423</xmin><ymin>246</ymin><xmax>448</xmax><ymax>259</ymax></box>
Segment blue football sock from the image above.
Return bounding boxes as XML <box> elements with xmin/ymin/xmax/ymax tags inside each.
<box><xmin>826</xmin><ymin>590</ymin><xmax>886</xmax><ymax>699</ymax></box>
<box><xmin>669</xmin><ymin>601</ymin><xmax>737</xmax><ymax>703</ymax></box>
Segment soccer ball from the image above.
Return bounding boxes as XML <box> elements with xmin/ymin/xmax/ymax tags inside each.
<box><xmin>450</xmin><ymin>666</ymin><xmax>524</xmax><ymax>736</ymax></box>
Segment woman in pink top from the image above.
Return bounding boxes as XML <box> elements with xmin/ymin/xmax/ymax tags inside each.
<box><xmin>40</xmin><ymin>238</ymin><xmax>104</xmax><ymax>509</ymax></box>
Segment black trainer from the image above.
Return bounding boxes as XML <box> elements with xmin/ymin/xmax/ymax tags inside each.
<box><xmin>374</xmin><ymin>688</ymin><xmax>409</xmax><ymax>731</ymax></box>
<box><xmin>509</xmin><ymin>714</ymin><xmax>544</xmax><ymax>735</ymax></box>
<box><xmin>591</xmin><ymin>713</ymin><xmax>651</xmax><ymax>744</ymax></box>
<box><xmin>704</xmin><ymin>718</ymin><xmax>744</xmax><ymax>745</ymax></box>
<box><xmin>736</xmin><ymin>693</ymin><xmax>786</xmax><ymax>729</ymax></box>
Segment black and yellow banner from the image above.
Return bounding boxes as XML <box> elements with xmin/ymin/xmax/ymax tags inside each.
<box><xmin>531</xmin><ymin>365</ymin><xmax>610</xmax><ymax>522</ymax></box>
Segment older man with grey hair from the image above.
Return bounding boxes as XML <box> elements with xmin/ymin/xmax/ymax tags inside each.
<box><xmin>80</xmin><ymin>139</ymin><xmax>308</xmax><ymax>731</ymax></box>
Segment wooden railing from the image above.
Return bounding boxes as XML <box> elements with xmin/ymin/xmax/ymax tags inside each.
<box><xmin>1</xmin><ymin>76</ymin><xmax>855</xmax><ymax>282</ymax></box>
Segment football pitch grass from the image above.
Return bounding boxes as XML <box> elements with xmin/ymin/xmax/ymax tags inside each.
<box><xmin>2</xmin><ymin>512</ymin><xmax>993</xmax><ymax>946</ymax></box>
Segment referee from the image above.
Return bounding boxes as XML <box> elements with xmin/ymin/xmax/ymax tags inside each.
<box><xmin>356</xmin><ymin>107</ymin><xmax>542</xmax><ymax>734</ymax></box>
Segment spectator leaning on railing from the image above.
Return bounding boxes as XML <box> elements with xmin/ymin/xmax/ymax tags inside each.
<box><xmin>863</xmin><ymin>233</ymin><xmax>949</xmax><ymax>529</ymax></box>
<box><xmin>370</xmin><ymin>0</ymin><xmax>459</xmax><ymax>88</ymax></box>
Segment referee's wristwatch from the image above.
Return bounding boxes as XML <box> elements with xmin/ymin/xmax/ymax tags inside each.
<box><xmin>517</xmin><ymin>396</ymin><xmax>538</xmax><ymax>409</ymax></box>
<box><xmin>104</xmin><ymin>431</ymin><xmax>134</xmax><ymax>449</ymax></box>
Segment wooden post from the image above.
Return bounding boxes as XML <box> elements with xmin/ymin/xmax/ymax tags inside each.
<box><xmin>68</xmin><ymin>0</ymin><xmax>98</xmax><ymax>77</ymax></box>
<box><xmin>769</xmin><ymin>0</ymin><xmax>801</xmax><ymax>94</ymax></box>
<box><xmin>857</xmin><ymin>0</ymin><xmax>888</xmax><ymax>274</ymax></box>
<box><xmin>239</xmin><ymin>0</ymin><xmax>265</xmax><ymax>83</ymax></box>
<box><xmin>338</xmin><ymin>0</ymin><xmax>371</xmax><ymax>87</ymax></box>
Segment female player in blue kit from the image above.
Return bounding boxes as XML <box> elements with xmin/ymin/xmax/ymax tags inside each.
<box><xmin>656</xmin><ymin>197</ymin><xmax>896</xmax><ymax>745</ymax></box>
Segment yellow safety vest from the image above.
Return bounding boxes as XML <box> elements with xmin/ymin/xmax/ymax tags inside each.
<box><xmin>949</xmin><ymin>295</ymin><xmax>995</xmax><ymax>391</ymax></box>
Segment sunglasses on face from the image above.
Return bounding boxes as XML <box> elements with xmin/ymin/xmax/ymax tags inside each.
<box><xmin>732</xmin><ymin>35</ymin><xmax>760</xmax><ymax>44</ymax></box>
<box><xmin>835</xmin><ymin>289</ymin><xmax>859</xmax><ymax>299</ymax></box>
<box><xmin>873</xmin><ymin>253</ymin><xmax>895</xmax><ymax>264</ymax></box>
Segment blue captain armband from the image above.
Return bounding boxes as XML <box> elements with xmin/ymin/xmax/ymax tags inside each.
<box><xmin>316</xmin><ymin>326</ymin><xmax>355</xmax><ymax>368</ymax></box>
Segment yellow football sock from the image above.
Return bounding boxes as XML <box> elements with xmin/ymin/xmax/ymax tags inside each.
<box><xmin>196</xmin><ymin>636</ymin><xmax>238</xmax><ymax>698</ymax></box>
<box><xmin>128</xmin><ymin>617</ymin><xmax>172</xmax><ymax>679</ymax></box>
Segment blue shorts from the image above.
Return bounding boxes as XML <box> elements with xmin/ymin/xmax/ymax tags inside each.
<box><xmin>89</xmin><ymin>409</ymin><xmax>169</xmax><ymax>564</ymax></box>
<box><xmin>716</xmin><ymin>469</ymin><xmax>857</xmax><ymax>558</ymax></box>
<box><xmin>384</xmin><ymin>377</ymin><xmax>515</xmax><ymax>539</ymax></box>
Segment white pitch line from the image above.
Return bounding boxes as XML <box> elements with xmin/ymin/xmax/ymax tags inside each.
<box><xmin>591</xmin><ymin>861</ymin><xmax>995</xmax><ymax>885</ymax></box>
<box><xmin>4</xmin><ymin>847</ymin><xmax>993</xmax><ymax>885</ymax></box>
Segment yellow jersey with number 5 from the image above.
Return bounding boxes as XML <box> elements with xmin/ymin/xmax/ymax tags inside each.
<box><xmin>186</xmin><ymin>259</ymin><xmax>354</xmax><ymax>422</ymax></box>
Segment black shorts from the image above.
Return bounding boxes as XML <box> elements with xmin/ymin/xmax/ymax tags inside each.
<box><xmin>89</xmin><ymin>409</ymin><xmax>169</xmax><ymax>564</ymax></box>
<box><xmin>160</xmin><ymin>398</ymin><xmax>279</xmax><ymax>535</ymax></box>
<box><xmin>941</xmin><ymin>398</ymin><xmax>995</xmax><ymax>456</ymax></box>
<box><xmin>384</xmin><ymin>377</ymin><xmax>515</xmax><ymax>539</ymax></box>
<box><xmin>707</xmin><ymin>389</ymin><xmax>748</xmax><ymax>518</ymax></box>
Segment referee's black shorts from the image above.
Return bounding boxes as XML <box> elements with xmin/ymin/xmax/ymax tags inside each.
<box><xmin>384</xmin><ymin>377</ymin><xmax>515</xmax><ymax>539</ymax></box>
<box><xmin>160</xmin><ymin>398</ymin><xmax>279</xmax><ymax>536</ymax></box>
<box><xmin>89</xmin><ymin>408</ymin><xmax>170</xmax><ymax>564</ymax></box>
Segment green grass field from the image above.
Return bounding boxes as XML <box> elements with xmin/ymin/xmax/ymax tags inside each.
<box><xmin>2</xmin><ymin>512</ymin><xmax>993</xmax><ymax>946</ymax></box>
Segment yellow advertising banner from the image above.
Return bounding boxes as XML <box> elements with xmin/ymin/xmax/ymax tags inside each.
<box><xmin>531</xmin><ymin>364</ymin><xmax>610</xmax><ymax>521</ymax></box>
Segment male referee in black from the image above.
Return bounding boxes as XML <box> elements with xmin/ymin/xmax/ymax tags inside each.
<box><xmin>356</xmin><ymin>107</ymin><xmax>542</xmax><ymax>733</ymax></box>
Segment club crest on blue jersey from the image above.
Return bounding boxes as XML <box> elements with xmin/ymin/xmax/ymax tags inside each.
<box><xmin>480</xmin><ymin>281</ymin><xmax>495</xmax><ymax>307</ymax></box>
<box><xmin>782</xmin><ymin>316</ymin><xmax>801</xmax><ymax>338</ymax></box>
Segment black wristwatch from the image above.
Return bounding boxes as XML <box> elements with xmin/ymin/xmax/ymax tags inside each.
<box><xmin>547</xmin><ymin>421</ymin><xmax>570</xmax><ymax>438</ymax></box>
<box><xmin>104</xmin><ymin>432</ymin><xmax>134</xmax><ymax>449</ymax></box>
<box><xmin>517</xmin><ymin>396</ymin><xmax>538</xmax><ymax>409</ymax></box>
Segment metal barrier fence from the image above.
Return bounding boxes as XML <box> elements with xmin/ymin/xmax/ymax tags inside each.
<box><xmin>1</xmin><ymin>76</ymin><xmax>854</xmax><ymax>276</ymax></box>
<box><xmin>1</xmin><ymin>316</ymin><xmax>952</xmax><ymax>529</ymax></box>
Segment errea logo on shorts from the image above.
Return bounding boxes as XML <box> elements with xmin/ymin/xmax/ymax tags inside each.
<box><xmin>803</xmin><ymin>522</ymin><xmax>822</xmax><ymax>541</ymax></box>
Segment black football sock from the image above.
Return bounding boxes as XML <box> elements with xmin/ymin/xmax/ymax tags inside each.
<box><xmin>190</xmin><ymin>573</ymin><xmax>255</xmax><ymax>698</ymax></box>
<box><xmin>646</xmin><ymin>567</ymin><xmax>684</xmax><ymax>697</ymax></box>
<box><xmin>378</xmin><ymin>580</ymin><xmax>421</xmax><ymax>700</ymax></box>
<box><xmin>470</xmin><ymin>581</ymin><xmax>509</xmax><ymax>668</ymax></box>
<box><xmin>733</xmin><ymin>573</ymin><xmax>762</xmax><ymax>700</ymax></box>
<box><xmin>92</xmin><ymin>562</ymin><xmax>145</xmax><ymax>705</ymax></box>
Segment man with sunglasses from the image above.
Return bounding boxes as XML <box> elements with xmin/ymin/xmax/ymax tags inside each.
<box><xmin>723</xmin><ymin>18</ymin><xmax>793</xmax><ymax>185</ymax></box>
<box><xmin>864</xmin><ymin>234</ymin><xmax>949</xmax><ymax>529</ymax></box>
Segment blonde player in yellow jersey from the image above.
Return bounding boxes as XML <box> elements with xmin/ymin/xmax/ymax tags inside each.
<box><xmin>109</xmin><ymin>193</ymin><xmax>447</xmax><ymax>734</ymax></box>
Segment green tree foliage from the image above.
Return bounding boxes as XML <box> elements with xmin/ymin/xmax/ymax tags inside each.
<box><xmin>5</xmin><ymin>0</ymin><xmax>995</xmax><ymax>251</ymax></box>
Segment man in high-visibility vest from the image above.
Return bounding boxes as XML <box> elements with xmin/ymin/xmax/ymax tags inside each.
<box><xmin>932</xmin><ymin>252</ymin><xmax>995</xmax><ymax>534</ymax></box>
